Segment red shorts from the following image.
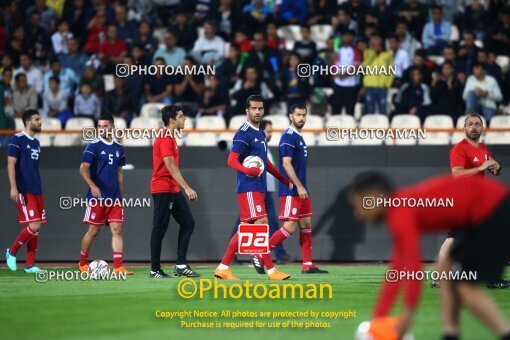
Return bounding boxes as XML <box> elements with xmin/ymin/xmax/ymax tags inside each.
<box><xmin>279</xmin><ymin>196</ymin><xmax>313</xmax><ymax>221</ymax></box>
<box><xmin>17</xmin><ymin>193</ymin><xmax>46</xmax><ymax>225</ymax></box>
<box><xmin>238</xmin><ymin>192</ymin><xmax>266</xmax><ymax>222</ymax></box>
<box><xmin>83</xmin><ymin>202</ymin><xmax>124</xmax><ymax>226</ymax></box>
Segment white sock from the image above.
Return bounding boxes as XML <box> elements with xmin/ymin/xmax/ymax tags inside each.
<box><xmin>303</xmin><ymin>262</ymin><xmax>313</xmax><ymax>266</ymax></box>
<box><xmin>268</xmin><ymin>268</ymin><xmax>275</xmax><ymax>275</ymax></box>
<box><xmin>218</xmin><ymin>264</ymin><xmax>229</xmax><ymax>270</ymax></box>
<box><xmin>176</xmin><ymin>264</ymin><xmax>187</xmax><ymax>269</ymax></box>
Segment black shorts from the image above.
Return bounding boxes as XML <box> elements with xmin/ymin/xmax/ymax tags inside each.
<box><xmin>450</xmin><ymin>194</ymin><xmax>510</xmax><ymax>284</ymax></box>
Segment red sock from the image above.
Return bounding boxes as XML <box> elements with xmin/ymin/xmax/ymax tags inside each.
<box><xmin>220</xmin><ymin>233</ymin><xmax>239</xmax><ymax>267</ymax></box>
<box><xmin>261</xmin><ymin>252</ymin><xmax>275</xmax><ymax>271</ymax></box>
<box><xmin>10</xmin><ymin>226</ymin><xmax>38</xmax><ymax>255</ymax></box>
<box><xmin>25</xmin><ymin>235</ymin><xmax>39</xmax><ymax>267</ymax></box>
<box><xmin>79</xmin><ymin>251</ymin><xmax>89</xmax><ymax>266</ymax></box>
<box><xmin>300</xmin><ymin>228</ymin><xmax>313</xmax><ymax>267</ymax></box>
<box><xmin>269</xmin><ymin>227</ymin><xmax>292</xmax><ymax>249</ymax></box>
<box><xmin>113</xmin><ymin>252</ymin><xmax>123</xmax><ymax>269</ymax></box>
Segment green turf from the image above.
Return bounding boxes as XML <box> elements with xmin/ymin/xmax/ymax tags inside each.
<box><xmin>0</xmin><ymin>265</ymin><xmax>508</xmax><ymax>340</ymax></box>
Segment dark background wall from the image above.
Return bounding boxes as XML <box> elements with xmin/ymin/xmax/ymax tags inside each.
<box><xmin>1</xmin><ymin>146</ymin><xmax>509</xmax><ymax>262</ymax></box>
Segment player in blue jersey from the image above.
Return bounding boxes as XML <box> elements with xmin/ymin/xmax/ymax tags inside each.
<box><xmin>251</xmin><ymin>104</ymin><xmax>328</xmax><ymax>275</ymax></box>
<box><xmin>5</xmin><ymin>109</ymin><xmax>46</xmax><ymax>273</ymax></box>
<box><xmin>214</xmin><ymin>94</ymin><xmax>294</xmax><ymax>281</ymax></box>
<box><xmin>78</xmin><ymin>114</ymin><xmax>133</xmax><ymax>275</ymax></box>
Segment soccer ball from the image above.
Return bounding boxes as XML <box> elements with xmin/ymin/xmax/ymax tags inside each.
<box><xmin>355</xmin><ymin>319</ymin><xmax>414</xmax><ymax>340</ymax></box>
<box><xmin>88</xmin><ymin>260</ymin><xmax>109</xmax><ymax>280</ymax></box>
<box><xmin>242</xmin><ymin>156</ymin><xmax>264</xmax><ymax>177</ymax></box>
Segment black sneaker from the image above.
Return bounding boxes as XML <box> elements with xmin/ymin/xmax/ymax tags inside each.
<box><xmin>174</xmin><ymin>265</ymin><xmax>200</xmax><ymax>277</ymax></box>
<box><xmin>149</xmin><ymin>270</ymin><xmax>171</xmax><ymax>278</ymax></box>
<box><xmin>431</xmin><ymin>280</ymin><xmax>440</xmax><ymax>288</ymax></box>
<box><xmin>249</xmin><ymin>255</ymin><xmax>266</xmax><ymax>274</ymax></box>
<box><xmin>302</xmin><ymin>266</ymin><xmax>329</xmax><ymax>274</ymax></box>
<box><xmin>487</xmin><ymin>280</ymin><xmax>510</xmax><ymax>289</ymax></box>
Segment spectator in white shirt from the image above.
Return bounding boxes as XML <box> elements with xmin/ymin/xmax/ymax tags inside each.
<box><xmin>43</xmin><ymin>76</ymin><xmax>73</xmax><ymax>126</ymax></box>
<box><xmin>387</xmin><ymin>34</ymin><xmax>410</xmax><ymax>87</ymax></box>
<box><xmin>74</xmin><ymin>83</ymin><xmax>101</xmax><ymax>119</ymax></box>
<box><xmin>51</xmin><ymin>21</ymin><xmax>74</xmax><ymax>55</ymax></box>
<box><xmin>13</xmin><ymin>53</ymin><xmax>43</xmax><ymax>95</ymax></box>
<box><xmin>463</xmin><ymin>62</ymin><xmax>502</xmax><ymax>123</ymax></box>
<box><xmin>192</xmin><ymin>20</ymin><xmax>226</xmax><ymax>65</ymax></box>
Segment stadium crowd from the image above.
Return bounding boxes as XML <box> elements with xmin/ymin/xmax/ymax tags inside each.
<box><xmin>0</xmin><ymin>0</ymin><xmax>510</xmax><ymax>131</ymax></box>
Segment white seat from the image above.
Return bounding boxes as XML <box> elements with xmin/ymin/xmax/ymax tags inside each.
<box><xmin>354</xmin><ymin>102</ymin><xmax>363</xmax><ymax>120</ymax></box>
<box><xmin>185</xmin><ymin>132</ymin><xmax>217</xmax><ymax>146</ymax></box>
<box><xmin>269</xmin><ymin>101</ymin><xmax>287</xmax><ymax>116</ymax></box>
<box><xmin>484</xmin><ymin>132</ymin><xmax>510</xmax><ymax>144</ymax></box>
<box><xmin>310</xmin><ymin>24</ymin><xmax>333</xmax><ymax>43</ymax></box>
<box><xmin>318</xmin><ymin>132</ymin><xmax>349</xmax><ymax>146</ymax></box>
<box><xmin>496</xmin><ymin>56</ymin><xmax>510</xmax><ymax>73</ymax></box>
<box><xmin>38</xmin><ymin>118</ymin><xmax>62</xmax><ymax>146</ymax></box>
<box><xmin>302</xmin><ymin>132</ymin><xmax>316</xmax><ymax>146</ymax></box>
<box><xmin>428</xmin><ymin>55</ymin><xmax>444</xmax><ymax>65</ymax></box>
<box><xmin>103</xmin><ymin>74</ymin><xmax>115</xmax><ymax>92</ymax></box>
<box><xmin>352</xmin><ymin>114</ymin><xmax>389</xmax><ymax>145</ymax></box>
<box><xmin>54</xmin><ymin>117</ymin><xmax>94</xmax><ymax>146</ymax></box>
<box><xmin>303</xmin><ymin>115</ymin><xmax>324</xmax><ymax>130</ymax></box>
<box><xmin>114</xmin><ymin>117</ymin><xmax>127</xmax><ymax>129</ymax></box>
<box><xmin>264</xmin><ymin>115</ymin><xmax>290</xmax><ymax>130</ymax></box>
<box><xmin>489</xmin><ymin>115</ymin><xmax>510</xmax><ymax>128</ymax></box>
<box><xmin>140</xmin><ymin>103</ymin><xmax>165</xmax><ymax>119</ymax></box>
<box><xmin>195</xmin><ymin>116</ymin><xmax>226</xmax><ymax>130</ymax></box>
<box><xmin>419</xmin><ymin>114</ymin><xmax>453</xmax><ymax>145</ymax></box>
<box><xmin>277</xmin><ymin>25</ymin><xmax>301</xmax><ymax>41</ymax></box>
<box><xmin>388</xmin><ymin>114</ymin><xmax>421</xmax><ymax>145</ymax></box>
<box><xmin>15</xmin><ymin>118</ymin><xmax>24</xmax><ymax>130</ymax></box>
<box><xmin>218</xmin><ymin>132</ymin><xmax>235</xmax><ymax>143</ymax></box>
<box><xmin>122</xmin><ymin>117</ymin><xmax>161</xmax><ymax>146</ymax></box>
<box><xmin>267</xmin><ymin>132</ymin><xmax>282</xmax><ymax>147</ymax></box>
<box><xmin>451</xmin><ymin>132</ymin><xmax>466</xmax><ymax>144</ymax></box>
<box><xmin>153</xmin><ymin>28</ymin><xmax>167</xmax><ymax>43</ymax></box>
<box><xmin>228</xmin><ymin>115</ymin><xmax>247</xmax><ymax>130</ymax></box>
<box><xmin>387</xmin><ymin>88</ymin><xmax>399</xmax><ymax>113</ymax></box>
<box><xmin>325</xmin><ymin>115</ymin><xmax>356</xmax><ymax>129</ymax></box>
<box><xmin>450</xmin><ymin>25</ymin><xmax>459</xmax><ymax>41</ymax></box>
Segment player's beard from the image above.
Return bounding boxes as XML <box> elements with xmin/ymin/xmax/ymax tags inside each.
<box><xmin>467</xmin><ymin>130</ymin><xmax>480</xmax><ymax>141</ymax></box>
<box><xmin>31</xmin><ymin>125</ymin><xmax>42</xmax><ymax>133</ymax></box>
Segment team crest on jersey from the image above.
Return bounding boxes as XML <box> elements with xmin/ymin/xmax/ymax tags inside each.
<box><xmin>116</xmin><ymin>151</ymin><xmax>119</xmax><ymax>157</ymax></box>
<box><xmin>474</xmin><ymin>157</ymin><xmax>479</xmax><ymax>162</ymax></box>
<box><xmin>292</xmin><ymin>208</ymin><xmax>297</xmax><ymax>215</ymax></box>
<box><xmin>91</xmin><ymin>213</ymin><xmax>96</xmax><ymax>220</ymax></box>
<box><xmin>255</xmin><ymin>138</ymin><xmax>259</xmax><ymax>142</ymax></box>
<box><xmin>101</xmin><ymin>151</ymin><xmax>106</xmax><ymax>155</ymax></box>
<box><xmin>26</xmin><ymin>145</ymin><xmax>30</xmax><ymax>149</ymax></box>
<box><xmin>29</xmin><ymin>210</ymin><xmax>34</xmax><ymax>217</ymax></box>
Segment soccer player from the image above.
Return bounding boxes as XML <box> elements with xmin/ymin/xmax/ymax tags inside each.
<box><xmin>150</xmin><ymin>105</ymin><xmax>199</xmax><ymax>279</ymax></box>
<box><xmin>433</xmin><ymin>113</ymin><xmax>507</xmax><ymax>289</ymax></box>
<box><xmin>78</xmin><ymin>114</ymin><xmax>133</xmax><ymax>275</ymax></box>
<box><xmin>250</xmin><ymin>104</ymin><xmax>328</xmax><ymax>275</ymax></box>
<box><xmin>214</xmin><ymin>94</ymin><xmax>293</xmax><ymax>281</ymax></box>
<box><xmin>5</xmin><ymin>109</ymin><xmax>45</xmax><ymax>273</ymax></box>
<box><xmin>349</xmin><ymin>171</ymin><xmax>510</xmax><ymax>340</ymax></box>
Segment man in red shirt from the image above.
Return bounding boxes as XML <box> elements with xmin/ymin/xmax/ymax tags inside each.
<box><xmin>98</xmin><ymin>25</ymin><xmax>127</xmax><ymax>72</ymax></box>
<box><xmin>149</xmin><ymin>105</ymin><xmax>199</xmax><ymax>279</ymax></box>
<box><xmin>348</xmin><ymin>172</ymin><xmax>510</xmax><ymax>340</ymax></box>
<box><xmin>434</xmin><ymin>113</ymin><xmax>506</xmax><ymax>289</ymax></box>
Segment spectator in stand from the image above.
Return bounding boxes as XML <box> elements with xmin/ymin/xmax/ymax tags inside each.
<box><xmin>397</xmin><ymin>0</ymin><xmax>428</xmax><ymax>38</ymax></box>
<box><xmin>131</xmin><ymin>44</ymin><xmax>151</xmax><ymax>67</ymax></box>
<box><xmin>13</xmin><ymin>54</ymin><xmax>43</xmax><ymax>95</ymax></box>
<box><xmin>169</xmin><ymin>9</ymin><xmax>198</xmax><ymax>52</ymax></box>
<box><xmin>431</xmin><ymin>61</ymin><xmax>463</xmax><ymax>119</ymax></box>
<box><xmin>191</xmin><ymin>20</ymin><xmax>226</xmax><ymax>65</ymax></box>
<box><xmin>153</xmin><ymin>32</ymin><xmax>186</xmax><ymax>67</ymax></box>
<box><xmin>42</xmin><ymin>76</ymin><xmax>72</xmax><ymax>126</ymax></box>
<box><xmin>102</xmin><ymin>76</ymin><xmax>138</xmax><ymax>125</ymax></box>
<box><xmin>84</xmin><ymin>11</ymin><xmax>107</xmax><ymax>54</ymax></box>
<box><xmin>230</xmin><ymin>66</ymin><xmax>273</xmax><ymax>117</ymax></box>
<box><xmin>422</xmin><ymin>6</ymin><xmax>452</xmax><ymax>55</ymax></box>
<box><xmin>99</xmin><ymin>25</ymin><xmax>128</xmax><ymax>73</ymax></box>
<box><xmin>133</xmin><ymin>21</ymin><xmax>159</xmax><ymax>57</ymax></box>
<box><xmin>462</xmin><ymin>62</ymin><xmax>503</xmax><ymax>122</ymax></box>
<box><xmin>26</xmin><ymin>0</ymin><xmax>57</xmax><ymax>33</ymax></box>
<box><xmin>0</xmin><ymin>69</ymin><xmax>15</xmax><ymax>136</ymax></box>
<box><xmin>344</xmin><ymin>0</ymin><xmax>369</xmax><ymax>34</ymax></box>
<box><xmin>173</xmin><ymin>56</ymin><xmax>205</xmax><ymax>111</ymax></box>
<box><xmin>143</xmin><ymin>58</ymin><xmax>173</xmax><ymax>105</ymax></box>
<box><xmin>62</xmin><ymin>0</ymin><xmax>87</xmax><ymax>44</ymax></box>
<box><xmin>242</xmin><ymin>0</ymin><xmax>274</xmax><ymax>36</ymax></box>
<box><xmin>485</xmin><ymin>7</ymin><xmax>510</xmax><ymax>56</ymax></box>
<box><xmin>197</xmin><ymin>75</ymin><xmax>228</xmax><ymax>118</ymax></box>
<box><xmin>43</xmin><ymin>59</ymin><xmax>78</xmax><ymax>97</ymax></box>
<box><xmin>113</xmin><ymin>4</ymin><xmax>138</xmax><ymax>44</ymax></box>
<box><xmin>332</xmin><ymin>7</ymin><xmax>358</xmax><ymax>37</ymax></box>
<box><xmin>216</xmin><ymin>0</ymin><xmax>237</xmax><ymax>40</ymax></box>
<box><xmin>233</xmin><ymin>31</ymin><xmax>253</xmax><ymax>53</ymax></box>
<box><xmin>281</xmin><ymin>53</ymin><xmax>311</xmax><ymax>110</ymax></box>
<box><xmin>74</xmin><ymin>83</ymin><xmax>101</xmax><ymax>119</ymax></box>
<box><xmin>0</xmin><ymin>54</ymin><xmax>15</xmax><ymax>76</ymax></box>
<box><xmin>24</xmin><ymin>12</ymin><xmax>49</xmax><ymax>62</ymax></box>
<box><xmin>332</xmin><ymin>29</ymin><xmax>362</xmax><ymax>115</ymax></box>
<box><xmin>265</xmin><ymin>22</ymin><xmax>284</xmax><ymax>50</ymax></box>
<box><xmin>5</xmin><ymin>26</ymin><xmax>28</xmax><ymax>66</ymax></box>
<box><xmin>308</xmin><ymin>0</ymin><xmax>337</xmax><ymax>26</ymax></box>
<box><xmin>485</xmin><ymin>50</ymin><xmax>504</xmax><ymax>90</ymax></box>
<box><xmin>457</xmin><ymin>31</ymin><xmax>480</xmax><ymax>76</ymax></box>
<box><xmin>80</xmin><ymin>66</ymin><xmax>104</xmax><ymax>97</ymax></box>
<box><xmin>59</xmin><ymin>38</ymin><xmax>87</xmax><ymax>79</ymax></box>
<box><xmin>278</xmin><ymin>0</ymin><xmax>308</xmax><ymax>25</ymax></box>
<box><xmin>13</xmin><ymin>73</ymin><xmax>38</xmax><ymax>118</ymax></box>
<box><xmin>244</xmin><ymin>32</ymin><xmax>281</xmax><ymax>92</ymax></box>
<box><xmin>293</xmin><ymin>25</ymin><xmax>317</xmax><ymax>65</ymax></box>
<box><xmin>217</xmin><ymin>44</ymin><xmax>241</xmax><ymax>88</ymax></box>
<box><xmin>403</xmin><ymin>48</ymin><xmax>433</xmax><ymax>86</ymax></box>
<box><xmin>122</xmin><ymin>55</ymin><xmax>144</xmax><ymax>99</ymax></box>
<box><xmin>362</xmin><ymin>34</ymin><xmax>394</xmax><ymax>114</ymax></box>
<box><xmin>393</xmin><ymin>67</ymin><xmax>431</xmax><ymax>122</ymax></box>
<box><xmin>394</xmin><ymin>19</ymin><xmax>418</xmax><ymax>59</ymax></box>
<box><xmin>387</xmin><ymin>34</ymin><xmax>411</xmax><ymax>87</ymax></box>
<box><xmin>463</xmin><ymin>0</ymin><xmax>489</xmax><ymax>40</ymax></box>
<box><xmin>373</xmin><ymin>0</ymin><xmax>395</xmax><ymax>38</ymax></box>
<box><xmin>51</xmin><ymin>21</ymin><xmax>73</xmax><ymax>55</ymax></box>
<box><xmin>442</xmin><ymin>45</ymin><xmax>467</xmax><ymax>80</ymax></box>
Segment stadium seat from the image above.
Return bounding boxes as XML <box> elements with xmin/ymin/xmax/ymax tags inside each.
<box><xmin>38</xmin><ymin>118</ymin><xmax>62</xmax><ymax>147</ymax></box>
<box><xmin>302</xmin><ymin>132</ymin><xmax>316</xmax><ymax>146</ymax></box>
<box><xmin>303</xmin><ymin>115</ymin><xmax>324</xmax><ymax>130</ymax></box>
<box><xmin>428</xmin><ymin>56</ymin><xmax>444</xmax><ymax>65</ymax></box>
<box><xmin>352</xmin><ymin>114</ymin><xmax>389</xmax><ymax>145</ymax></box>
<box><xmin>123</xmin><ymin>117</ymin><xmax>161</xmax><ymax>146</ymax></box>
<box><xmin>485</xmin><ymin>115</ymin><xmax>510</xmax><ymax>144</ymax></box>
<box><xmin>54</xmin><ymin>117</ymin><xmax>94</xmax><ymax>146</ymax></box>
<box><xmin>420</xmin><ymin>115</ymin><xmax>454</xmax><ymax>145</ymax></box>
<box><xmin>311</xmin><ymin>24</ymin><xmax>333</xmax><ymax>49</ymax></box>
<box><xmin>387</xmin><ymin>88</ymin><xmax>399</xmax><ymax>112</ymax></box>
<box><xmin>269</xmin><ymin>101</ymin><xmax>287</xmax><ymax>116</ymax></box>
<box><xmin>318</xmin><ymin>131</ymin><xmax>349</xmax><ymax>146</ymax></box>
<box><xmin>185</xmin><ymin>132</ymin><xmax>217</xmax><ymax>146</ymax></box>
<box><xmin>325</xmin><ymin>115</ymin><xmax>356</xmax><ymax>129</ymax></box>
<box><xmin>450</xmin><ymin>25</ymin><xmax>460</xmax><ymax>41</ymax></box>
<box><xmin>265</xmin><ymin>115</ymin><xmax>290</xmax><ymax>130</ymax></box>
<box><xmin>388</xmin><ymin>114</ymin><xmax>421</xmax><ymax>145</ymax></box>
<box><xmin>15</xmin><ymin>118</ymin><xmax>24</xmax><ymax>130</ymax></box>
<box><xmin>153</xmin><ymin>28</ymin><xmax>167</xmax><ymax>43</ymax></box>
<box><xmin>496</xmin><ymin>56</ymin><xmax>510</xmax><ymax>73</ymax></box>
<box><xmin>217</xmin><ymin>132</ymin><xmax>235</xmax><ymax>144</ymax></box>
<box><xmin>114</xmin><ymin>117</ymin><xmax>127</xmax><ymax>129</ymax></box>
<box><xmin>354</xmin><ymin>102</ymin><xmax>363</xmax><ymax>120</ymax></box>
<box><xmin>195</xmin><ymin>116</ymin><xmax>226</xmax><ymax>130</ymax></box>
<box><xmin>277</xmin><ymin>25</ymin><xmax>301</xmax><ymax>41</ymax></box>
<box><xmin>140</xmin><ymin>103</ymin><xmax>165</xmax><ymax>119</ymax></box>
<box><xmin>451</xmin><ymin>131</ymin><xmax>466</xmax><ymax>144</ymax></box>
<box><xmin>268</xmin><ymin>132</ymin><xmax>282</xmax><ymax>147</ymax></box>
<box><xmin>103</xmin><ymin>74</ymin><xmax>115</xmax><ymax>92</ymax></box>
<box><xmin>228</xmin><ymin>115</ymin><xmax>247</xmax><ymax>130</ymax></box>
<box><xmin>489</xmin><ymin>115</ymin><xmax>510</xmax><ymax>128</ymax></box>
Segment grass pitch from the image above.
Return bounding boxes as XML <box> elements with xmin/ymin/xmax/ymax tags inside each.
<box><xmin>0</xmin><ymin>264</ymin><xmax>508</xmax><ymax>340</ymax></box>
